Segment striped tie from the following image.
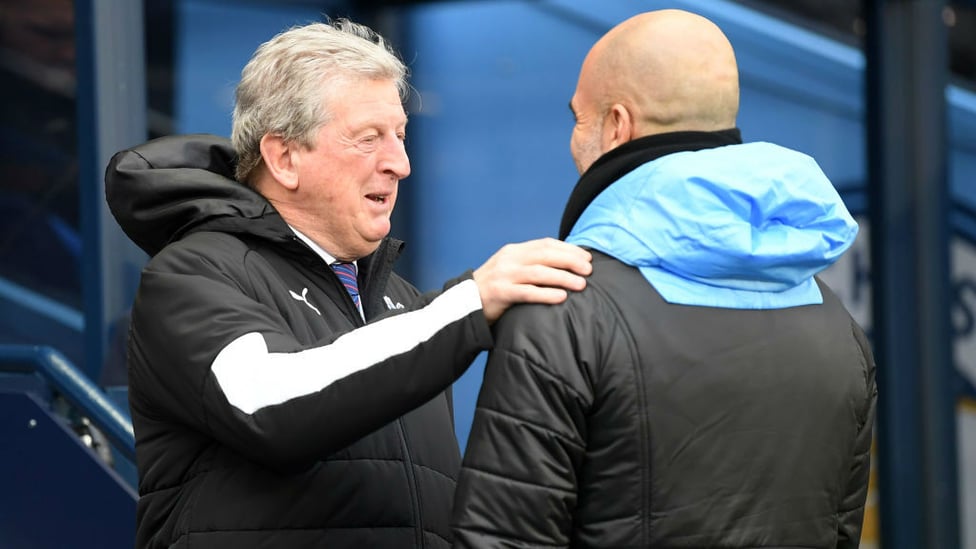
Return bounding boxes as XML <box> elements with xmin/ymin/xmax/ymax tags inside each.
<box><xmin>331</xmin><ymin>261</ymin><xmax>362</xmax><ymax>317</ymax></box>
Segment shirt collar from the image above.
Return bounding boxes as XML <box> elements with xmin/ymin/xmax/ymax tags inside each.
<box><xmin>288</xmin><ymin>226</ymin><xmax>358</xmax><ymax>269</ymax></box>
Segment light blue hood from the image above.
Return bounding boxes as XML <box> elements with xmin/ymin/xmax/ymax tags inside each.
<box><xmin>567</xmin><ymin>142</ymin><xmax>858</xmax><ymax>309</ymax></box>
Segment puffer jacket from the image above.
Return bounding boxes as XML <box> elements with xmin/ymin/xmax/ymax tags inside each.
<box><xmin>452</xmin><ymin>130</ymin><xmax>876</xmax><ymax>548</ymax></box>
<box><xmin>106</xmin><ymin>134</ymin><xmax>492</xmax><ymax>548</ymax></box>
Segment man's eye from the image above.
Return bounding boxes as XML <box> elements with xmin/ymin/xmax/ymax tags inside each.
<box><xmin>361</xmin><ymin>135</ymin><xmax>378</xmax><ymax>144</ymax></box>
<box><xmin>397</xmin><ymin>133</ymin><xmax>407</xmax><ymax>142</ymax></box>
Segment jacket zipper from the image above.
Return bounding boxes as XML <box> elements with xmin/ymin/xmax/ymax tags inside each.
<box><xmin>395</xmin><ymin>418</ymin><xmax>425</xmax><ymax>548</ymax></box>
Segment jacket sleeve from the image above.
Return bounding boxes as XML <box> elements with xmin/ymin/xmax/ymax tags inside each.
<box><xmin>836</xmin><ymin>321</ymin><xmax>878</xmax><ymax>548</ymax></box>
<box><xmin>127</xmin><ymin>239</ymin><xmax>493</xmax><ymax>472</ymax></box>
<box><xmin>451</xmin><ymin>299</ymin><xmax>593</xmax><ymax>548</ymax></box>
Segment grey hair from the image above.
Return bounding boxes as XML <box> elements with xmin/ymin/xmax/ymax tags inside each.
<box><xmin>231</xmin><ymin>18</ymin><xmax>408</xmax><ymax>184</ymax></box>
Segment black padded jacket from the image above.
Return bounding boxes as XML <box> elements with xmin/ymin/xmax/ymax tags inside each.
<box><xmin>452</xmin><ymin>131</ymin><xmax>877</xmax><ymax>548</ymax></box>
<box><xmin>106</xmin><ymin>134</ymin><xmax>492</xmax><ymax>548</ymax></box>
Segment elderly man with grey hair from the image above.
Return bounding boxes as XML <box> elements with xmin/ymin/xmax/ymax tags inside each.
<box><xmin>105</xmin><ymin>19</ymin><xmax>591</xmax><ymax>549</ymax></box>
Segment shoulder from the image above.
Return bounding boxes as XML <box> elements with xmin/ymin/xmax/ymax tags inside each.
<box><xmin>493</xmin><ymin>253</ymin><xmax>631</xmax><ymax>364</ymax></box>
<box><xmin>500</xmin><ymin>249</ymin><xmax>638</xmax><ymax>323</ymax></box>
<box><xmin>148</xmin><ymin>232</ymin><xmax>254</xmax><ymax>268</ymax></box>
<box><xmin>486</xmin><ymin>255</ymin><xmax>634</xmax><ymax>405</ymax></box>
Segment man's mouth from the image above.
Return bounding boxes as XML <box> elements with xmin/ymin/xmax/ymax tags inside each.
<box><xmin>366</xmin><ymin>194</ymin><xmax>388</xmax><ymax>204</ymax></box>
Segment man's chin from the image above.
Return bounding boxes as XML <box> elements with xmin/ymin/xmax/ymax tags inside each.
<box><xmin>359</xmin><ymin>230</ymin><xmax>391</xmax><ymax>256</ymax></box>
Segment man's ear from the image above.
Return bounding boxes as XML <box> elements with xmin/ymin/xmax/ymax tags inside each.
<box><xmin>602</xmin><ymin>103</ymin><xmax>634</xmax><ymax>151</ymax></box>
<box><xmin>259</xmin><ymin>134</ymin><xmax>300</xmax><ymax>191</ymax></box>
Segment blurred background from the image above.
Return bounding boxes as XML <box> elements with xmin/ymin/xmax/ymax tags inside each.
<box><xmin>0</xmin><ymin>0</ymin><xmax>973</xmax><ymax>547</ymax></box>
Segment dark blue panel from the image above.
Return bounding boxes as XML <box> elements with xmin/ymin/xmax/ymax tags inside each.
<box><xmin>0</xmin><ymin>392</ymin><xmax>135</xmax><ymax>548</ymax></box>
<box><xmin>949</xmin><ymin>87</ymin><xmax>976</xmax><ymax>215</ymax></box>
<box><xmin>865</xmin><ymin>0</ymin><xmax>959</xmax><ymax>547</ymax></box>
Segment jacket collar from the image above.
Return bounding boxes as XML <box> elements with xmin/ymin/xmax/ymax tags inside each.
<box><xmin>558</xmin><ymin>128</ymin><xmax>743</xmax><ymax>240</ymax></box>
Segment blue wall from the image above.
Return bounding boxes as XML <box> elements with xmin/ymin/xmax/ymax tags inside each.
<box><xmin>175</xmin><ymin>0</ymin><xmax>327</xmax><ymax>136</ymax></box>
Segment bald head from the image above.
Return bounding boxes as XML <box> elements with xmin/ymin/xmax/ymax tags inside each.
<box><xmin>570</xmin><ymin>9</ymin><xmax>739</xmax><ymax>173</ymax></box>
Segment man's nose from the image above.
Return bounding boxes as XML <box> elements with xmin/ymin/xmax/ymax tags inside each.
<box><xmin>381</xmin><ymin>137</ymin><xmax>411</xmax><ymax>180</ymax></box>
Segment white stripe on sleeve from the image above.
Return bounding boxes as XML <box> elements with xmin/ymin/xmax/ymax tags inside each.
<box><xmin>211</xmin><ymin>278</ymin><xmax>482</xmax><ymax>414</ymax></box>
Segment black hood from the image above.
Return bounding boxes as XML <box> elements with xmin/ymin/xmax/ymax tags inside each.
<box><xmin>105</xmin><ymin>133</ymin><xmax>290</xmax><ymax>257</ymax></box>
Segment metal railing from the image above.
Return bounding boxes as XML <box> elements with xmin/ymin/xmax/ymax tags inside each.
<box><xmin>0</xmin><ymin>344</ymin><xmax>135</xmax><ymax>460</ymax></box>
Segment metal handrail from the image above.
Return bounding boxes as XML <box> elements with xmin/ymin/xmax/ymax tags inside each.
<box><xmin>0</xmin><ymin>344</ymin><xmax>135</xmax><ymax>461</ymax></box>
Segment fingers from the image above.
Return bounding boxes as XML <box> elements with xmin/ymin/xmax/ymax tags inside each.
<box><xmin>476</xmin><ymin>283</ymin><xmax>572</xmax><ymax>324</ymax></box>
<box><xmin>473</xmin><ymin>238</ymin><xmax>593</xmax><ymax>323</ymax></box>
<box><xmin>502</xmin><ymin>238</ymin><xmax>593</xmax><ymax>277</ymax></box>
<box><xmin>517</xmin><ymin>262</ymin><xmax>588</xmax><ymax>292</ymax></box>
<box><xmin>501</xmin><ymin>286</ymin><xmax>571</xmax><ymax>306</ymax></box>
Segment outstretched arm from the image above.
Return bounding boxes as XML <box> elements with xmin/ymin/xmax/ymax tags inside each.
<box><xmin>130</xmin><ymin>237</ymin><xmax>590</xmax><ymax>473</ymax></box>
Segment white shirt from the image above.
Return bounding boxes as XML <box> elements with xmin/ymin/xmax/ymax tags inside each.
<box><xmin>289</xmin><ymin>226</ymin><xmax>365</xmax><ymax>320</ymax></box>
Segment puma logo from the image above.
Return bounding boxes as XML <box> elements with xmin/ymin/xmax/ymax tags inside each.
<box><xmin>289</xmin><ymin>288</ymin><xmax>321</xmax><ymax>316</ymax></box>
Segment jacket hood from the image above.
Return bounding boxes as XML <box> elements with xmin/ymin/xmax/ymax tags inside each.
<box><xmin>567</xmin><ymin>141</ymin><xmax>858</xmax><ymax>309</ymax></box>
<box><xmin>105</xmin><ymin>133</ymin><xmax>288</xmax><ymax>257</ymax></box>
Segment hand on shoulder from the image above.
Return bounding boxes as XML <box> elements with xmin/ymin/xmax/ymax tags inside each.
<box><xmin>473</xmin><ymin>237</ymin><xmax>592</xmax><ymax>323</ymax></box>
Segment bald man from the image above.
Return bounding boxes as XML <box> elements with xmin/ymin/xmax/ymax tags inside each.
<box><xmin>452</xmin><ymin>9</ymin><xmax>875</xmax><ymax>548</ymax></box>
